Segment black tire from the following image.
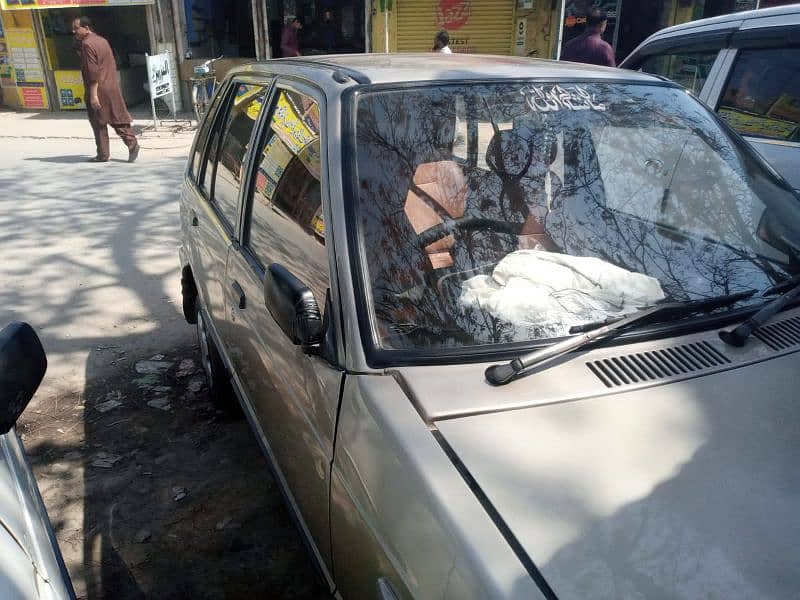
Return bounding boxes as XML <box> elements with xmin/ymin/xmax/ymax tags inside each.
<box><xmin>181</xmin><ymin>267</ymin><xmax>198</xmax><ymax>324</ymax></box>
<box><xmin>194</xmin><ymin>297</ymin><xmax>237</xmax><ymax>411</ymax></box>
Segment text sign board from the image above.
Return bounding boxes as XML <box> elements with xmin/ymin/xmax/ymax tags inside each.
<box><xmin>1</xmin><ymin>0</ymin><xmax>154</xmax><ymax>9</ymax></box>
<box><xmin>146</xmin><ymin>52</ymin><xmax>172</xmax><ymax>99</ymax></box>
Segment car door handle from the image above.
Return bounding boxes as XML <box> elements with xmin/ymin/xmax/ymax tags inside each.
<box><xmin>191</xmin><ymin>210</ymin><xmax>199</xmax><ymax>227</ymax></box>
<box><xmin>231</xmin><ymin>281</ymin><xmax>246</xmax><ymax>310</ymax></box>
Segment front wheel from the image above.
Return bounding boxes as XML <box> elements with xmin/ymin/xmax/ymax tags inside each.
<box><xmin>195</xmin><ymin>298</ymin><xmax>236</xmax><ymax>411</ymax></box>
<box><xmin>192</xmin><ymin>83</ymin><xmax>209</xmax><ymax>123</ymax></box>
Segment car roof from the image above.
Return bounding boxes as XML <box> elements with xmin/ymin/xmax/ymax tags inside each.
<box><xmin>238</xmin><ymin>53</ymin><xmax>663</xmax><ymax>87</ymax></box>
<box><xmin>636</xmin><ymin>4</ymin><xmax>800</xmax><ymax>45</ymax></box>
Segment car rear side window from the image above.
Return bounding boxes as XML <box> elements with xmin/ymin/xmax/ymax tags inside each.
<box><xmin>718</xmin><ymin>48</ymin><xmax>800</xmax><ymax>142</ymax></box>
<box><xmin>191</xmin><ymin>87</ymin><xmax>227</xmax><ymax>180</ymax></box>
<box><xmin>639</xmin><ymin>50</ymin><xmax>719</xmax><ymax>95</ymax></box>
<box><xmin>245</xmin><ymin>88</ymin><xmax>328</xmax><ymax>307</ymax></box>
<box><xmin>210</xmin><ymin>83</ymin><xmax>270</xmax><ymax>230</ymax></box>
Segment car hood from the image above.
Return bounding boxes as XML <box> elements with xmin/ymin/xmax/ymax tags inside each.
<box><xmin>394</xmin><ymin>332</ymin><xmax>800</xmax><ymax>598</ymax></box>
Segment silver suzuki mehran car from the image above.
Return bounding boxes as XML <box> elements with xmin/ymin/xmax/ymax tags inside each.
<box><xmin>179</xmin><ymin>54</ymin><xmax>800</xmax><ymax>598</ymax></box>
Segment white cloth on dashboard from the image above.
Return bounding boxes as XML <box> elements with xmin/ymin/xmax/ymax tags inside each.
<box><xmin>460</xmin><ymin>250</ymin><xmax>665</xmax><ymax>335</ymax></box>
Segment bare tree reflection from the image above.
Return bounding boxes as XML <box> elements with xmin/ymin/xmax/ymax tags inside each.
<box><xmin>354</xmin><ymin>83</ymin><xmax>798</xmax><ymax>350</ymax></box>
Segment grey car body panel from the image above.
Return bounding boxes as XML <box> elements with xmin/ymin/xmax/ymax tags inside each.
<box><xmin>745</xmin><ymin>137</ymin><xmax>800</xmax><ymax>192</ymax></box>
<box><xmin>242</xmin><ymin>53</ymin><xmax>660</xmax><ymax>86</ymax></box>
<box><xmin>331</xmin><ymin>374</ymin><xmax>543</xmax><ymax>600</ymax></box>
<box><xmin>436</xmin><ymin>349</ymin><xmax>800</xmax><ymax>598</ymax></box>
<box><xmin>394</xmin><ymin>307</ymin><xmax>800</xmax><ymax>422</ymax></box>
<box><xmin>0</xmin><ymin>430</ymin><xmax>73</xmax><ymax>599</ymax></box>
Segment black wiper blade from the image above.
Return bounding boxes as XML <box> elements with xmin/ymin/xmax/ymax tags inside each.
<box><xmin>485</xmin><ymin>289</ymin><xmax>760</xmax><ymax>386</ymax></box>
<box><xmin>486</xmin><ymin>303</ymin><xmax>677</xmax><ymax>385</ymax></box>
<box><xmin>719</xmin><ymin>279</ymin><xmax>800</xmax><ymax>347</ymax></box>
<box><xmin>760</xmin><ymin>273</ymin><xmax>800</xmax><ymax>297</ymax></box>
<box><xmin>568</xmin><ymin>289</ymin><xmax>756</xmax><ymax>335</ymax></box>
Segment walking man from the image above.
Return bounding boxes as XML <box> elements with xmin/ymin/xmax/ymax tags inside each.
<box><xmin>72</xmin><ymin>16</ymin><xmax>140</xmax><ymax>163</ymax></box>
<box><xmin>560</xmin><ymin>8</ymin><xmax>616</xmax><ymax>68</ymax></box>
<box><xmin>280</xmin><ymin>17</ymin><xmax>303</xmax><ymax>57</ymax></box>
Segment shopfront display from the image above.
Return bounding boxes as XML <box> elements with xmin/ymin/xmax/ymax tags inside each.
<box><xmin>0</xmin><ymin>9</ymin><xmax>48</xmax><ymax>108</ymax></box>
<box><xmin>393</xmin><ymin>0</ymin><xmax>515</xmax><ymax>55</ymax></box>
<box><xmin>0</xmin><ymin>0</ymin><xmax>155</xmax><ymax>111</ymax></box>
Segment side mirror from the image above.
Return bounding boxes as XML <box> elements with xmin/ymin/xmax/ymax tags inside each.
<box><xmin>0</xmin><ymin>322</ymin><xmax>47</xmax><ymax>435</ymax></box>
<box><xmin>264</xmin><ymin>264</ymin><xmax>323</xmax><ymax>349</ymax></box>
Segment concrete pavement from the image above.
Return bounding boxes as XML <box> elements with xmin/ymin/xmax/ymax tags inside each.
<box><xmin>0</xmin><ymin>108</ymin><xmax>325</xmax><ymax>599</ymax></box>
<box><xmin>0</xmin><ymin>108</ymin><xmax>196</xmax><ymax>398</ymax></box>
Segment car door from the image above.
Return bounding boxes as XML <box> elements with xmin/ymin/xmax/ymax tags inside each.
<box><xmin>708</xmin><ymin>42</ymin><xmax>800</xmax><ymax>192</ymax></box>
<box><xmin>182</xmin><ymin>80</ymin><xmax>242</xmax><ymax>327</ymax></box>
<box><xmin>627</xmin><ymin>44</ymin><xmax>726</xmax><ymax>96</ymax></box>
<box><xmin>222</xmin><ymin>81</ymin><xmax>343</xmax><ymax>582</ymax></box>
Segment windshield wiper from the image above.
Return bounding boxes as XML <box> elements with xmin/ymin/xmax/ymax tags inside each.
<box><xmin>485</xmin><ymin>290</ymin><xmax>756</xmax><ymax>386</ymax></box>
<box><xmin>719</xmin><ymin>278</ymin><xmax>800</xmax><ymax>346</ymax></box>
<box><xmin>568</xmin><ymin>290</ymin><xmax>756</xmax><ymax>334</ymax></box>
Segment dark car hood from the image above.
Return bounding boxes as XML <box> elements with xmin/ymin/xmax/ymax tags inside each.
<box><xmin>399</xmin><ymin>340</ymin><xmax>800</xmax><ymax>598</ymax></box>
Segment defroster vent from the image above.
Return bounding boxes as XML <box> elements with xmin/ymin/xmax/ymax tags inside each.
<box><xmin>753</xmin><ymin>315</ymin><xmax>800</xmax><ymax>351</ymax></box>
<box><xmin>586</xmin><ymin>341</ymin><xmax>730</xmax><ymax>388</ymax></box>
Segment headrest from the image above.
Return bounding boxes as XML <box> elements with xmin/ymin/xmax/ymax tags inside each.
<box><xmin>486</xmin><ymin>130</ymin><xmax>532</xmax><ymax>178</ymax></box>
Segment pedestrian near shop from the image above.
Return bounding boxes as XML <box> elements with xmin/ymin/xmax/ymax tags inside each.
<box><xmin>560</xmin><ymin>8</ymin><xmax>616</xmax><ymax>68</ymax></box>
<box><xmin>432</xmin><ymin>30</ymin><xmax>452</xmax><ymax>53</ymax></box>
<box><xmin>72</xmin><ymin>16</ymin><xmax>139</xmax><ymax>163</ymax></box>
<box><xmin>281</xmin><ymin>17</ymin><xmax>303</xmax><ymax>57</ymax></box>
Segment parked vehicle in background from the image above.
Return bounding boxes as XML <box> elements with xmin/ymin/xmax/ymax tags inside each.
<box><xmin>621</xmin><ymin>4</ymin><xmax>800</xmax><ymax>193</ymax></box>
<box><xmin>0</xmin><ymin>322</ymin><xmax>75</xmax><ymax>600</ymax></box>
<box><xmin>180</xmin><ymin>54</ymin><xmax>800</xmax><ymax>598</ymax></box>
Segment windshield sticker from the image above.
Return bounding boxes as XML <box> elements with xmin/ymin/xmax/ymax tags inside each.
<box><xmin>520</xmin><ymin>85</ymin><xmax>606</xmax><ymax>113</ymax></box>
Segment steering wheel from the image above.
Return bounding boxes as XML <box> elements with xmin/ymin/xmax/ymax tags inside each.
<box><xmin>417</xmin><ymin>214</ymin><xmax>524</xmax><ymax>250</ymax></box>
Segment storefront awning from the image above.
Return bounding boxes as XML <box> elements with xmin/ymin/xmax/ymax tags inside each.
<box><xmin>1</xmin><ymin>0</ymin><xmax>154</xmax><ymax>9</ymax></box>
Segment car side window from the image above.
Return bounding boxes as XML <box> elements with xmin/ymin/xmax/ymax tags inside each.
<box><xmin>639</xmin><ymin>50</ymin><xmax>719</xmax><ymax>95</ymax></box>
<box><xmin>209</xmin><ymin>83</ymin><xmax>271</xmax><ymax>230</ymax></box>
<box><xmin>717</xmin><ymin>48</ymin><xmax>800</xmax><ymax>142</ymax></box>
<box><xmin>245</xmin><ymin>87</ymin><xmax>329</xmax><ymax>307</ymax></box>
<box><xmin>199</xmin><ymin>86</ymin><xmax>233</xmax><ymax>198</ymax></box>
<box><xmin>190</xmin><ymin>86</ymin><xmax>227</xmax><ymax>180</ymax></box>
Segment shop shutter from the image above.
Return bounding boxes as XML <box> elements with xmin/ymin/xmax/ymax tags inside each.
<box><xmin>396</xmin><ymin>0</ymin><xmax>515</xmax><ymax>55</ymax></box>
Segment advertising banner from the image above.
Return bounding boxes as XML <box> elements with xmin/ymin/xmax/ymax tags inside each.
<box><xmin>146</xmin><ymin>52</ymin><xmax>172</xmax><ymax>99</ymax></box>
<box><xmin>55</xmin><ymin>69</ymin><xmax>85</xmax><ymax>109</ymax></box>
<box><xmin>4</xmin><ymin>25</ymin><xmax>48</xmax><ymax>108</ymax></box>
<box><xmin>1</xmin><ymin>0</ymin><xmax>154</xmax><ymax>10</ymax></box>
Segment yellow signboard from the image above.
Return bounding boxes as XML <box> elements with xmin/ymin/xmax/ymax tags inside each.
<box><xmin>271</xmin><ymin>91</ymin><xmax>317</xmax><ymax>155</ymax></box>
<box><xmin>719</xmin><ymin>108</ymin><xmax>798</xmax><ymax>141</ymax></box>
<box><xmin>1</xmin><ymin>0</ymin><xmax>154</xmax><ymax>9</ymax></box>
<box><xmin>3</xmin><ymin>24</ymin><xmax>48</xmax><ymax>108</ymax></box>
<box><xmin>55</xmin><ymin>69</ymin><xmax>84</xmax><ymax>109</ymax></box>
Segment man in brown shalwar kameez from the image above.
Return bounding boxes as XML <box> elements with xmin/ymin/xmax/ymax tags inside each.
<box><xmin>72</xmin><ymin>17</ymin><xmax>140</xmax><ymax>163</ymax></box>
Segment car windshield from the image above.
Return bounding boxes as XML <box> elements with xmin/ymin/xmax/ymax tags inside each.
<box><xmin>352</xmin><ymin>81</ymin><xmax>800</xmax><ymax>352</ymax></box>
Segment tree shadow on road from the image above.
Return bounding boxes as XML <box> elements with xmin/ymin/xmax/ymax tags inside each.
<box><xmin>2</xmin><ymin>148</ymin><xmax>327</xmax><ymax>598</ymax></box>
<box><xmin>24</xmin><ymin>156</ymin><xmax>97</xmax><ymax>164</ymax></box>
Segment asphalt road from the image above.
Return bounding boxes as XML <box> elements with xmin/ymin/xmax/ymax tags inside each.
<box><xmin>0</xmin><ymin>111</ymin><xmax>327</xmax><ymax>599</ymax></box>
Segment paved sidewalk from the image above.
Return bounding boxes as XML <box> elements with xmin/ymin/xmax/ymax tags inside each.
<box><xmin>0</xmin><ymin>107</ymin><xmax>197</xmax><ymax>150</ymax></box>
<box><xmin>0</xmin><ymin>106</ymin><xmax>325</xmax><ymax>599</ymax></box>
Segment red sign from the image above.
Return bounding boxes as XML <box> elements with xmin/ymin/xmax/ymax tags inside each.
<box><xmin>21</xmin><ymin>86</ymin><xmax>45</xmax><ymax>108</ymax></box>
<box><xmin>436</xmin><ymin>0</ymin><xmax>470</xmax><ymax>31</ymax></box>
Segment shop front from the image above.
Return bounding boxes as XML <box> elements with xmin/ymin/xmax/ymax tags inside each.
<box><xmin>556</xmin><ymin>0</ymin><xmax>790</xmax><ymax>66</ymax></box>
<box><xmin>267</xmin><ymin>0</ymin><xmax>366</xmax><ymax>58</ymax></box>
<box><xmin>0</xmin><ymin>0</ymin><xmax>157</xmax><ymax>111</ymax></box>
<box><xmin>373</xmin><ymin>0</ymin><xmax>516</xmax><ymax>55</ymax></box>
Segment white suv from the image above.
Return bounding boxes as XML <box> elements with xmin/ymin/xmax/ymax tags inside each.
<box><xmin>621</xmin><ymin>4</ymin><xmax>800</xmax><ymax>193</ymax></box>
